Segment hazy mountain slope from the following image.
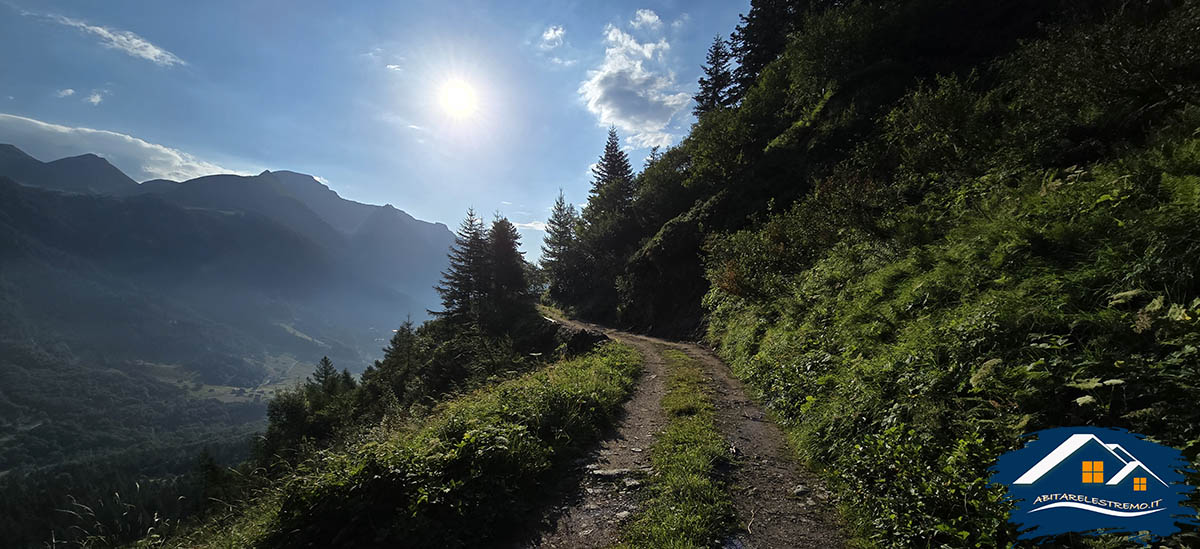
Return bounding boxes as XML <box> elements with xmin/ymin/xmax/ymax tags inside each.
<box><xmin>0</xmin><ymin>176</ymin><xmax>369</xmax><ymax>381</ymax></box>
<box><xmin>265</xmin><ymin>169</ymin><xmax>455</xmax><ymax>305</ymax></box>
<box><xmin>0</xmin><ymin>144</ymin><xmax>139</xmax><ymax>196</ymax></box>
<box><xmin>265</xmin><ymin>170</ymin><xmax>376</xmax><ymax>234</ymax></box>
<box><xmin>139</xmin><ymin>172</ymin><xmax>347</xmax><ymax>252</ymax></box>
<box><xmin>131</xmin><ymin>168</ymin><xmax>456</xmax><ymax>309</ymax></box>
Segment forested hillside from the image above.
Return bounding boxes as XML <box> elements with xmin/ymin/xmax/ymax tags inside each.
<box><xmin>542</xmin><ymin>0</ymin><xmax>1200</xmax><ymax>545</ymax></box>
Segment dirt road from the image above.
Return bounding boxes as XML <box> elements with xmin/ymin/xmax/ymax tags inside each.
<box><xmin>528</xmin><ymin>319</ymin><xmax>845</xmax><ymax>548</ymax></box>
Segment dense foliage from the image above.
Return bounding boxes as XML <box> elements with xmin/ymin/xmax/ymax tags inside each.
<box><xmin>543</xmin><ymin>0</ymin><xmax>1200</xmax><ymax>545</ymax></box>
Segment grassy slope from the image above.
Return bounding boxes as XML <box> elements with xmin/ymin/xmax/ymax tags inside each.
<box><xmin>706</xmin><ymin>126</ymin><xmax>1200</xmax><ymax>546</ymax></box>
<box><xmin>155</xmin><ymin>342</ymin><xmax>642</xmax><ymax>548</ymax></box>
<box><xmin>623</xmin><ymin>349</ymin><xmax>734</xmax><ymax>548</ymax></box>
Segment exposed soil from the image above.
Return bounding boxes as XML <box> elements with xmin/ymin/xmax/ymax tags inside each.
<box><xmin>526</xmin><ymin>323</ymin><xmax>669</xmax><ymax>548</ymax></box>
<box><xmin>527</xmin><ymin>318</ymin><xmax>845</xmax><ymax>548</ymax></box>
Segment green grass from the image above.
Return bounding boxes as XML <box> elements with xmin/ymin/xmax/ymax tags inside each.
<box><xmin>155</xmin><ymin>342</ymin><xmax>643</xmax><ymax>548</ymax></box>
<box><xmin>622</xmin><ymin>349</ymin><xmax>734</xmax><ymax>548</ymax></box>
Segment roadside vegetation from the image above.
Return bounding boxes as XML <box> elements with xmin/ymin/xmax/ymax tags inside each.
<box><xmin>156</xmin><ymin>342</ymin><xmax>642</xmax><ymax>548</ymax></box>
<box><xmin>539</xmin><ymin>1</ymin><xmax>1200</xmax><ymax>546</ymax></box>
<box><xmin>623</xmin><ymin>349</ymin><xmax>733</xmax><ymax>548</ymax></box>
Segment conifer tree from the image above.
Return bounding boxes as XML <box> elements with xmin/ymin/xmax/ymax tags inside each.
<box><xmin>585</xmin><ymin>127</ymin><xmax>636</xmax><ymax>219</ymax></box>
<box><xmin>644</xmin><ymin>146</ymin><xmax>662</xmax><ymax>169</ymax></box>
<box><xmin>433</xmin><ymin>208</ymin><xmax>489</xmax><ymax>323</ymax></box>
<box><xmin>541</xmin><ymin>190</ymin><xmax>582</xmax><ymax>305</ymax></box>
<box><xmin>310</xmin><ymin>356</ymin><xmax>338</xmax><ymax>389</ymax></box>
<box><xmin>577</xmin><ymin>127</ymin><xmax>639</xmax><ymax>320</ymax></box>
<box><xmin>482</xmin><ymin>216</ymin><xmax>529</xmax><ymax>327</ymax></box>
<box><xmin>729</xmin><ymin>0</ymin><xmax>802</xmax><ymax>99</ymax></box>
<box><xmin>694</xmin><ymin>35</ymin><xmax>735</xmax><ymax>116</ymax></box>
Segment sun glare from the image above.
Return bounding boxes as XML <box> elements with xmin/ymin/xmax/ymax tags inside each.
<box><xmin>439</xmin><ymin>79</ymin><xmax>478</xmax><ymax>118</ymax></box>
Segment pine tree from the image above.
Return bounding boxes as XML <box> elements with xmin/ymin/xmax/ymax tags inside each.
<box><xmin>580</xmin><ymin>127</ymin><xmax>637</xmax><ymax>249</ymax></box>
<box><xmin>577</xmin><ymin>127</ymin><xmax>639</xmax><ymax>320</ymax></box>
<box><xmin>482</xmin><ymin>216</ymin><xmax>529</xmax><ymax>328</ymax></box>
<box><xmin>585</xmin><ymin>127</ymin><xmax>636</xmax><ymax>218</ymax></box>
<box><xmin>310</xmin><ymin>356</ymin><xmax>338</xmax><ymax>388</ymax></box>
<box><xmin>433</xmin><ymin>208</ymin><xmax>489</xmax><ymax>323</ymax></box>
<box><xmin>541</xmin><ymin>190</ymin><xmax>582</xmax><ymax>305</ymax></box>
<box><xmin>644</xmin><ymin>146</ymin><xmax>662</xmax><ymax>169</ymax></box>
<box><xmin>729</xmin><ymin>0</ymin><xmax>804</xmax><ymax>99</ymax></box>
<box><xmin>694</xmin><ymin>35</ymin><xmax>735</xmax><ymax>116</ymax></box>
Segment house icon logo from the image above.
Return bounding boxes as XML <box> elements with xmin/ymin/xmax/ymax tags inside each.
<box><xmin>992</xmin><ymin>427</ymin><xmax>1197</xmax><ymax>541</ymax></box>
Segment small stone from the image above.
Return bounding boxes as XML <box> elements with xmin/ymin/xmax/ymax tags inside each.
<box><xmin>615</xmin><ymin>511</ymin><xmax>631</xmax><ymax>520</ymax></box>
<box><xmin>791</xmin><ymin>484</ymin><xmax>808</xmax><ymax>497</ymax></box>
<box><xmin>623</xmin><ymin>478</ymin><xmax>642</xmax><ymax>488</ymax></box>
<box><xmin>631</xmin><ymin>447</ymin><xmax>643</xmax><ymax>453</ymax></box>
<box><xmin>583</xmin><ymin>503</ymin><xmax>600</xmax><ymax>511</ymax></box>
<box><xmin>591</xmin><ymin>468</ymin><xmax>632</xmax><ymax>478</ymax></box>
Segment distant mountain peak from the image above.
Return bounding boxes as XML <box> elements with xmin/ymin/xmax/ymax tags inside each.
<box><xmin>0</xmin><ymin>144</ymin><xmax>138</xmax><ymax>195</ymax></box>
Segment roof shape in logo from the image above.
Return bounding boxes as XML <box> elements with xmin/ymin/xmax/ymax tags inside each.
<box><xmin>1013</xmin><ymin>433</ymin><xmax>1167</xmax><ymax>487</ymax></box>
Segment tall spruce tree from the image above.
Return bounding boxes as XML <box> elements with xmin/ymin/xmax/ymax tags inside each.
<box><xmin>729</xmin><ymin>0</ymin><xmax>802</xmax><ymax>99</ymax></box>
<box><xmin>482</xmin><ymin>215</ymin><xmax>529</xmax><ymax>328</ymax></box>
<box><xmin>581</xmin><ymin>127</ymin><xmax>636</xmax><ymax>237</ymax></box>
<box><xmin>310</xmin><ymin>356</ymin><xmax>338</xmax><ymax>388</ymax></box>
<box><xmin>694</xmin><ymin>35</ymin><xmax>735</xmax><ymax>116</ymax></box>
<box><xmin>577</xmin><ymin>127</ymin><xmax>639</xmax><ymax>320</ymax></box>
<box><xmin>541</xmin><ymin>190</ymin><xmax>582</xmax><ymax>306</ymax></box>
<box><xmin>433</xmin><ymin>208</ymin><xmax>489</xmax><ymax>323</ymax></box>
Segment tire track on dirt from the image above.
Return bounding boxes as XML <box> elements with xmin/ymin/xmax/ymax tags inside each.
<box><xmin>530</xmin><ymin>317</ymin><xmax>844</xmax><ymax>548</ymax></box>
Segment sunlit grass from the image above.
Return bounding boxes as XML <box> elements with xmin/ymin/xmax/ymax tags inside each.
<box><xmin>622</xmin><ymin>349</ymin><xmax>733</xmax><ymax>548</ymax></box>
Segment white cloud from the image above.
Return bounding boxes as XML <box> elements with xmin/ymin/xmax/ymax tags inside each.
<box><xmin>631</xmin><ymin>9</ymin><xmax>662</xmax><ymax>30</ymax></box>
<box><xmin>513</xmin><ymin>221</ymin><xmax>547</xmax><ymax>231</ymax></box>
<box><xmin>500</xmin><ymin>201</ymin><xmax>513</xmax><ymax>205</ymax></box>
<box><xmin>84</xmin><ymin>90</ymin><xmax>105</xmax><ymax>105</ymax></box>
<box><xmin>0</xmin><ymin>113</ymin><xmax>252</xmax><ymax>182</ymax></box>
<box><xmin>550</xmin><ymin>57</ymin><xmax>578</xmax><ymax>67</ymax></box>
<box><xmin>540</xmin><ymin>25</ymin><xmax>566</xmax><ymax>50</ymax></box>
<box><xmin>672</xmin><ymin>13</ymin><xmax>690</xmax><ymax>30</ymax></box>
<box><xmin>40</xmin><ymin>13</ymin><xmax>185</xmax><ymax>67</ymax></box>
<box><xmin>385</xmin><ymin>64</ymin><xmax>403</xmax><ymax>72</ymax></box>
<box><xmin>55</xmin><ymin>88</ymin><xmax>76</xmax><ymax>98</ymax></box>
<box><xmin>578</xmin><ymin>23</ymin><xmax>690</xmax><ymax>148</ymax></box>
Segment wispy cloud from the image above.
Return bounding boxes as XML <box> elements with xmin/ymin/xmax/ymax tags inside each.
<box><xmin>55</xmin><ymin>88</ymin><xmax>75</xmax><ymax>98</ymax></box>
<box><xmin>630</xmin><ymin>9</ymin><xmax>662</xmax><ymax>30</ymax></box>
<box><xmin>84</xmin><ymin>90</ymin><xmax>106</xmax><ymax>105</ymax></box>
<box><xmin>513</xmin><ymin>221</ymin><xmax>547</xmax><ymax>231</ymax></box>
<box><xmin>385</xmin><ymin>64</ymin><xmax>403</xmax><ymax>72</ymax></box>
<box><xmin>578</xmin><ymin>18</ymin><xmax>689</xmax><ymax>148</ymax></box>
<box><xmin>539</xmin><ymin>25</ymin><xmax>566</xmax><ymax>50</ymax></box>
<box><xmin>34</xmin><ymin>12</ymin><xmax>186</xmax><ymax>67</ymax></box>
<box><xmin>533</xmin><ymin>24</ymin><xmax>578</xmax><ymax>68</ymax></box>
<box><xmin>0</xmin><ymin>113</ymin><xmax>252</xmax><ymax>181</ymax></box>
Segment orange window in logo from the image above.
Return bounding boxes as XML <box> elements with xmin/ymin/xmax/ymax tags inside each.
<box><xmin>1134</xmin><ymin>477</ymin><xmax>1147</xmax><ymax>491</ymax></box>
<box><xmin>1082</xmin><ymin>461</ymin><xmax>1104</xmax><ymax>483</ymax></box>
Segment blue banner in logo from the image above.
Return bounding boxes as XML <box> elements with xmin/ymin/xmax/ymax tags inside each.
<box><xmin>991</xmin><ymin>427</ymin><xmax>1197</xmax><ymax>540</ymax></box>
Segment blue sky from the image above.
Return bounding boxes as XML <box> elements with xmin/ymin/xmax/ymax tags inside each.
<box><xmin>0</xmin><ymin>0</ymin><xmax>746</xmax><ymax>258</ymax></box>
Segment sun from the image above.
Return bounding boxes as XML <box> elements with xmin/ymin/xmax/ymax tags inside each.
<box><xmin>439</xmin><ymin>79</ymin><xmax>478</xmax><ymax>118</ymax></box>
